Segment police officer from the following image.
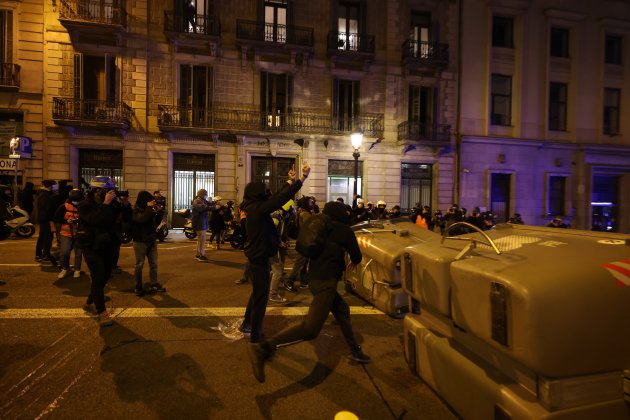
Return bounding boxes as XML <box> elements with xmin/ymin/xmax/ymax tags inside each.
<box><xmin>77</xmin><ymin>176</ymin><xmax>117</xmax><ymax>327</ymax></box>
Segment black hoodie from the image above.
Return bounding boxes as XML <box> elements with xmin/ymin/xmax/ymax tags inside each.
<box><xmin>241</xmin><ymin>179</ymin><xmax>303</xmax><ymax>262</ymax></box>
<box><xmin>307</xmin><ymin>201</ymin><xmax>362</xmax><ymax>293</ymax></box>
<box><xmin>132</xmin><ymin>191</ymin><xmax>158</xmax><ymax>242</ymax></box>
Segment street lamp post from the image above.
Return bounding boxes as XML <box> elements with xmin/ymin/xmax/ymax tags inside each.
<box><xmin>351</xmin><ymin>132</ymin><xmax>363</xmax><ymax>200</ymax></box>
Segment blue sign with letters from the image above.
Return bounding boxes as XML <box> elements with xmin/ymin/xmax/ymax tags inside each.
<box><xmin>18</xmin><ymin>136</ymin><xmax>32</xmax><ymax>158</ymax></box>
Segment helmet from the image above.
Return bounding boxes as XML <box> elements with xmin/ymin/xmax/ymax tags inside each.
<box><xmin>69</xmin><ymin>188</ymin><xmax>83</xmax><ymax>202</ymax></box>
<box><xmin>376</xmin><ymin>200</ymin><xmax>386</xmax><ymax>208</ymax></box>
<box><xmin>89</xmin><ymin>176</ymin><xmax>115</xmax><ymax>189</ymax></box>
<box><xmin>357</xmin><ymin>198</ymin><xmax>364</xmax><ymax>205</ymax></box>
<box><xmin>214</xmin><ymin>195</ymin><xmax>222</xmax><ymax>202</ymax></box>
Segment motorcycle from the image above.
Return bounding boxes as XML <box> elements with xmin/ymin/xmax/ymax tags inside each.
<box><xmin>225</xmin><ymin>220</ymin><xmax>246</xmax><ymax>249</ymax></box>
<box><xmin>2</xmin><ymin>204</ymin><xmax>36</xmax><ymax>238</ymax></box>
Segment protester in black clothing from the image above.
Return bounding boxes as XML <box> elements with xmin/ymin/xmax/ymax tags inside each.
<box><xmin>132</xmin><ymin>191</ymin><xmax>166</xmax><ymax>296</ymax></box>
<box><xmin>19</xmin><ymin>182</ymin><xmax>35</xmax><ymax>215</ymax></box>
<box><xmin>209</xmin><ymin>197</ymin><xmax>226</xmax><ymax>249</ymax></box>
<box><xmin>466</xmin><ymin>207</ymin><xmax>485</xmax><ymax>231</ymax></box>
<box><xmin>34</xmin><ymin>180</ymin><xmax>57</xmax><ymax>264</ymax></box>
<box><xmin>240</xmin><ymin>163</ymin><xmax>310</xmax><ymax>343</ymax></box>
<box><xmin>389</xmin><ymin>205</ymin><xmax>401</xmax><ymax>219</ymax></box>
<box><xmin>247</xmin><ymin>201</ymin><xmax>371</xmax><ymax>383</ymax></box>
<box><xmin>111</xmin><ymin>191</ymin><xmax>132</xmax><ymax>273</ymax></box>
<box><xmin>77</xmin><ymin>176</ymin><xmax>118</xmax><ymax>327</ymax></box>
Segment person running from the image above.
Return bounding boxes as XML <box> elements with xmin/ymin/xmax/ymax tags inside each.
<box><xmin>247</xmin><ymin>201</ymin><xmax>370</xmax><ymax>383</ymax></box>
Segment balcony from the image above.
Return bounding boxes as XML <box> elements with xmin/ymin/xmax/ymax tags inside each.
<box><xmin>402</xmin><ymin>40</ymin><xmax>449</xmax><ymax>74</ymax></box>
<box><xmin>58</xmin><ymin>0</ymin><xmax>127</xmax><ymax>47</ymax></box>
<box><xmin>158</xmin><ymin>104</ymin><xmax>383</xmax><ymax>138</ymax></box>
<box><xmin>53</xmin><ymin>98</ymin><xmax>133</xmax><ymax>130</ymax></box>
<box><xmin>397</xmin><ymin>121</ymin><xmax>451</xmax><ymax>148</ymax></box>
<box><xmin>0</xmin><ymin>63</ymin><xmax>20</xmax><ymax>91</ymax></box>
<box><xmin>164</xmin><ymin>12</ymin><xmax>221</xmax><ymax>55</ymax></box>
<box><xmin>327</xmin><ymin>31</ymin><xmax>375</xmax><ymax>69</ymax></box>
<box><xmin>235</xmin><ymin>20</ymin><xmax>314</xmax><ymax>64</ymax></box>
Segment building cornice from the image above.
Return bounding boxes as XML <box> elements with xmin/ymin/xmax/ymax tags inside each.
<box><xmin>543</xmin><ymin>8</ymin><xmax>588</xmax><ymax>22</ymax></box>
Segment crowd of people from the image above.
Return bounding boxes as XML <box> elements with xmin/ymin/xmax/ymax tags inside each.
<box><xmin>3</xmin><ymin>171</ymin><xmax>584</xmax><ymax>382</ymax></box>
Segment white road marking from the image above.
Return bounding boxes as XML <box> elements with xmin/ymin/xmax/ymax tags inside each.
<box><xmin>0</xmin><ymin>306</ymin><xmax>384</xmax><ymax>319</ymax></box>
<box><xmin>0</xmin><ymin>264</ymin><xmax>42</xmax><ymax>267</ymax></box>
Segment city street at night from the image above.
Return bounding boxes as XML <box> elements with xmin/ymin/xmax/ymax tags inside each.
<box><xmin>0</xmin><ymin>232</ymin><xmax>456</xmax><ymax>420</ymax></box>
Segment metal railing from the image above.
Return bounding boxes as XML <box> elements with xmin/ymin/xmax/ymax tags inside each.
<box><xmin>0</xmin><ymin>63</ymin><xmax>20</xmax><ymax>88</ymax></box>
<box><xmin>327</xmin><ymin>31</ymin><xmax>375</xmax><ymax>54</ymax></box>
<box><xmin>397</xmin><ymin>121</ymin><xmax>451</xmax><ymax>144</ymax></box>
<box><xmin>236</xmin><ymin>19</ymin><xmax>314</xmax><ymax>47</ymax></box>
<box><xmin>158</xmin><ymin>105</ymin><xmax>383</xmax><ymax>137</ymax></box>
<box><xmin>53</xmin><ymin>98</ymin><xmax>133</xmax><ymax>126</ymax></box>
<box><xmin>402</xmin><ymin>40</ymin><xmax>449</xmax><ymax>66</ymax></box>
<box><xmin>58</xmin><ymin>0</ymin><xmax>127</xmax><ymax>27</ymax></box>
<box><xmin>164</xmin><ymin>11</ymin><xmax>220</xmax><ymax>36</ymax></box>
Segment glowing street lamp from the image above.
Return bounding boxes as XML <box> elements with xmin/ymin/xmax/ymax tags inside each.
<box><xmin>351</xmin><ymin>132</ymin><xmax>363</xmax><ymax>199</ymax></box>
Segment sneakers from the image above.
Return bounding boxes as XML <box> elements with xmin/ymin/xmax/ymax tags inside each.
<box><xmin>134</xmin><ymin>287</ymin><xmax>144</xmax><ymax>297</ymax></box>
<box><xmin>269</xmin><ymin>293</ymin><xmax>287</xmax><ymax>303</ymax></box>
<box><xmin>239</xmin><ymin>323</ymin><xmax>251</xmax><ymax>334</ymax></box>
<box><xmin>283</xmin><ymin>281</ymin><xmax>298</xmax><ymax>293</ymax></box>
<box><xmin>82</xmin><ymin>303</ymin><xmax>96</xmax><ymax>314</ymax></box>
<box><xmin>146</xmin><ymin>282</ymin><xmax>166</xmax><ymax>293</ymax></box>
<box><xmin>73</xmin><ymin>270</ymin><xmax>81</xmax><ymax>278</ymax></box>
<box><xmin>347</xmin><ymin>345</ymin><xmax>372</xmax><ymax>364</ymax></box>
<box><xmin>247</xmin><ymin>342</ymin><xmax>271</xmax><ymax>383</ymax></box>
<box><xmin>196</xmin><ymin>255</ymin><xmax>209</xmax><ymax>262</ymax></box>
<box><xmin>299</xmin><ymin>282</ymin><xmax>309</xmax><ymax>289</ymax></box>
<box><xmin>57</xmin><ymin>269</ymin><xmax>69</xmax><ymax>279</ymax></box>
<box><xmin>98</xmin><ymin>311</ymin><xmax>113</xmax><ymax>327</ymax></box>
<box><xmin>235</xmin><ymin>277</ymin><xmax>248</xmax><ymax>285</ymax></box>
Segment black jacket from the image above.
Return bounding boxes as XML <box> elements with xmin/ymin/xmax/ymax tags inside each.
<box><xmin>35</xmin><ymin>189</ymin><xmax>55</xmax><ymax>224</ymax></box>
<box><xmin>307</xmin><ymin>201</ymin><xmax>362</xmax><ymax>293</ymax></box>
<box><xmin>132</xmin><ymin>206</ymin><xmax>159</xmax><ymax>242</ymax></box>
<box><xmin>242</xmin><ymin>180</ymin><xmax>302</xmax><ymax>262</ymax></box>
<box><xmin>77</xmin><ymin>199</ymin><xmax>116</xmax><ymax>251</ymax></box>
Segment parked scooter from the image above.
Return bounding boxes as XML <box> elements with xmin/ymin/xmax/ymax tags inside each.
<box><xmin>177</xmin><ymin>208</ymin><xmax>197</xmax><ymax>239</ymax></box>
<box><xmin>224</xmin><ymin>220</ymin><xmax>246</xmax><ymax>249</ymax></box>
<box><xmin>2</xmin><ymin>204</ymin><xmax>36</xmax><ymax>238</ymax></box>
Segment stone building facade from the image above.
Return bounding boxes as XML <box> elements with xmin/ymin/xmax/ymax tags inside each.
<box><xmin>1</xmin><ymin>0</ymin><xmax>629</xmax><ymax>232</ymax></box>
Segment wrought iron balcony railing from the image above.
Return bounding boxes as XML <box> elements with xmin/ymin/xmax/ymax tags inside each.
<box><xmin>236</xmin><ymin>19</ymin><xmax>314</xmax><ymax>47</ymax></box>
<box><xmin>327</xmin><ymin>31</ymin><xmax>375</xmax><ymax>54</ymax></box>
<box><xmin>397</xmin><ymin>121</ymin><xmax>451</xmax><ymax>144</ymax></box>
<box><xmin>158</xmin><ymin>105</ymin><xmax>383</xmax><ymax>137</ymax></box>
<box><xmin>164</xmin><ymin>11</ymin><xmax>220</xmax><ymax>36</ymax></box>
<box><xmin>58</xmin><ymin>0</ymin><xmax>127</xmax><ymax>27</ymax></box>
<box><xmin>53</xmin><ymin>98</ymin><xmax>133</xmax><ymax>128</ymax></box>
<box><xmin>402</xmin><ymin>40</ymin><xmax>449</xmax><ymax>67</ymax></box>
<box><xmin>0</xmin><ymin>63</ymin><xmax>20</xmax><ymax>88</ymax></box>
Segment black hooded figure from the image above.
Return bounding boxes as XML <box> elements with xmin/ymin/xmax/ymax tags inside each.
<box><xmin>240</xmin><ymin>164</ymin><xmax>310</xmax><ymax>343</ymax></box>
<box><xmin>132</xmin><ymin>190</ymin><xmax>165</xmax><ymax>296</ymax></box>
<box><xmin>246</xmin><ymin>201</ymin><xmax>371</xmax><ymax>383</ymax></box>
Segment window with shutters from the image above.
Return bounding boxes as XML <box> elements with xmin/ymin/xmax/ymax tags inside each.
<box><xmin>260</xmin><ymin>72</ymin><xmax>292</xmax><ymax>128</ymax></box>
<box><xmin>333</xmin><ymin>78</ymin><xmax>359</xmax><ymax>132</ymax></box>
<box><xmin>179</xmin><ymin>64</ymin><xmax>213</xmax><ymax>126</ymax></box>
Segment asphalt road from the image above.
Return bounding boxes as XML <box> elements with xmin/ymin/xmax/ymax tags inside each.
<box><xmin>0</xmin><ymin>231</ymin><xmax>457</xmax><ymax>420</ymax></box>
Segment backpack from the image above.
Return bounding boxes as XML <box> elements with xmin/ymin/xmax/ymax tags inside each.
<box><xmin>296</xmin><ymin>214</ymin><xmax>330</xmax><ymax>258</ymax></box>
<box><xmin>285</xmin><ymin>212</ymin><xmax>299</xmax><ymax>239</ymax></box>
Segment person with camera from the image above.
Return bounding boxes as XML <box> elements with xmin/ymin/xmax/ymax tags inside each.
<box><xmin>111</xmin><ymin>189</ymin><xmax>131</xmax><ymax>274</ymax></box>
<box><xmin>53</xmin><ymin>188</ymin><xmax>84</xmax><ymax>279</ymax></box>
<box><xmin>132</xmin><ymin>191</ymin><xmax>166</xmax><ymax>296</ymax></box>
<box><xmin>77</xmin><ymin>176</ymin><xmax>118</xmax><ymax>327</ymax></box>
<box><xmin>240</xmin><ymin>163</ymin><xmax>310</xmax><ymax>343</ymax></box>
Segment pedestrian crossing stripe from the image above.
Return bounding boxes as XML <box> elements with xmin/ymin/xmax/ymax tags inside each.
<box><xmin>0</xmin><ymin>306</ymin><xmax>385</xmax><ymax>319</ymax></box>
